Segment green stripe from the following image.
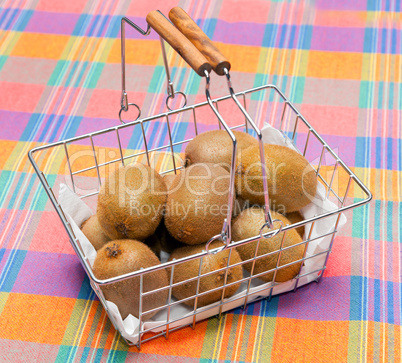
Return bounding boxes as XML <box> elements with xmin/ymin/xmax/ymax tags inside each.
<box><xmin>225</xmin><ymin>314</ymin><xmax>241</xmax><ymax>361</ymax></box>
<box><xmin>61</xmin><ymin>299</ymin><xmax>91</xmax><ymax>343</ymax></box>
<box><xmin>106</xmin><ymin>348</ymin><xmax>128</xmax><ymax>362</ymax></box>
<box><xmin>1</xmin><ymin>31</ymin><xmax>22</xmax><ymax>56</ymax></box>
<box><xmin>148</xmin><ymin>66</ymin><xmax>165</xmax><ymax>95</ymax></box>
<box><xmin>347</xmin><ymin>321</ymin><xmax>366</xmax><ymax>362</ymax></box>
<box><xmin>55</xmin><ymin>345</ymin><xmax>73</xmax><ymax>362</ymax></box>
<box><xmin>60</xmin><ymin>36</ymin><xmax>81</xmax><ymax>61</ymax></box>
<box><xmin>58</xmin><ymin>297</ymin><xmax>96</xmax><ymax>363</ymax></box>
<box><xmin>82</xmin><ymin>301</ymin><xmax>104</xmax><ymax>348</ymax></box>
<box><xmin>237</xmin><ymin>314</ymin><xmax>254</xmax><ymax>361</ymax></box>
<box><xmin>253</xmin><ymin>301</ymin><xmax>276</xmax><ymax>362</ymax></box>
<box><xmin>373</xmin><ymin>321</ymin><xmax>381</xmax><ymax>362</ymax></box>
<box><xmin>387</xmin><ymin>323</ymin><xmax>394</xmax><ymax>363</ymax></box>
<box><xmin>32</xmin><ymin>174</ymin><xmax>57</xmax><ymax>211</ymax></box>
<box><xmin>86</xmin><ymin>62</ymin><xmax>105</xmax><ymax>89</ymax></box>
<box><xmin>98</xmin><ymin>317</ymin><xmax>113</xmax><ymax>349</ymax></box>
<box><xmin>48</xmin><ymin>60</ymin><xmax>69</xmax><ymax>86</ymax></box>
<box><xmin>0</xmin><ymin>292</ymin><xmax>9</xmax><ymax>316</ymax></box>
<box><xmin>105</xmin><ymin>334</ymin><xmax>129</xmax><ymax>362</ymax></box>
<box><xmin>0</xmin><ymin>55</ymin><xmax>7</xmax><ymax>71</ymax></box>
<box><xmin>254</xmin><ymin>317</ymin><xmax>276</xmax><ymax>363</ymax></box>
<box><xmin>200</xmin><ymin>315</ymin><xmax>227</xmax><ymax>359</ymax></box>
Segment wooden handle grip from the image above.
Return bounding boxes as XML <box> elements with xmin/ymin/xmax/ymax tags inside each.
<box><xmin>146</xmin><ymin>10</ymin><xmax>211</xmax><ymax>77</ymax></box>
<box><xmin>169</xmin><ymin>7</ymin><xmax>230</xmax><ymax>76</ymax></box>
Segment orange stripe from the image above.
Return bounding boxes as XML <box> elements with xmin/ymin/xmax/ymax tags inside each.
<box><xmin>245</xmin><ymin>315</ymin><xmax>259</xmax><ymax>361</ymax></box>
<box><xmin>307</xmin><ymin>51</ymin><xmax>364</xmax><ymax>80</ymax></box>
<box><xmin>217</xmin><ymin>313</ymin><xmax>233</xmax><ymax>360</ymax></box>
<box><xmin>11</xmin><ymin>33</ymin><xmax>70</xmax><ymax>59</ymax></box>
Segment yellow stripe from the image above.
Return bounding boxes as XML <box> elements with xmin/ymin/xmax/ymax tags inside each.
<box><xmin>359</xmin><ymin>5</ymin><xmax>379</xmax><ymax>363</ymax></box>
<box><xmin>89</xmin><ymin>311</ymin><xmax>108</xmax><ymax>362</ymax></box>
<box><xmin>212</xmin><ymin>314</ymin><xmax>227</xmax><ymax>360</ymax></box>
<box><xmin>66</xmin><ymin>295</ymin><xmax>96</xmax><ymax>362</ymax></box>
<box><xmin>232</xmin><ymin>312</ymin><xmax>246</xmax><ymax>362</ymax></box>
<box><xmin>253</xmin><ymin>311</ymin><xmax>266</xmax><ymax>363</ymax></box>
<box><xmin>380</xmin><ymin>14</ymin><xmax>392</xmax><ymax>362</ymax></box>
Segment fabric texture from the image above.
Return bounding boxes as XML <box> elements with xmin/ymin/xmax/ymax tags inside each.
<box><xmin>0</xmin><ymin>0</ymin><xmax>400</xmax><ymax>362</ymax></box>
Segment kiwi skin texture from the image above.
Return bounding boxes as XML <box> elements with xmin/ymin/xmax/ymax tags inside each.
<box><xmin>162</xmin><ymin>173</ymin><xmax>178</xmax><ymax>192</ymax></box>
<box><xmin>284</xmin><ymin>211</ymin><xmax>305</xmax><ymax>238</ymax></box>
<box><xmin>92</xmin><ymin>240</ymin><xmax>168</xmax><ymax>320</ymax></box>
<box><xmin>81</xmin><ymin>214</ymin><xmax>111</xmax><ymax>251</ymax></box>
<box><xmin>164</xmin><ymin>163</ymin><xmax>232</xmax><ymax>245</ymax></box>
<box><xmin>232</xmin><ymin>207</ymin><xmax>305</xmax><ymax>283</ymax></box>
<box><xmin>232</xmin><ymin>196</ymin><xmax>258</xmax><ymax>218</ymax></box>
<box><xmin>97</xmin><ymin>164</ymin><xmax>167</xmax><ymax>241</ymax></box>
<box><xmin>235</xmin><ymin>144</ymin><xmax>317</xmax><ymax>213</ymax></box>
<box><xmin>167</xmin><ymin>241</ymin><xmax>243</xmax><ymax>307</ymax></box>
<box><xmin>185</xmin><ymin>130</ymin><xmax>258</xmax><ymax>171</ymax></box>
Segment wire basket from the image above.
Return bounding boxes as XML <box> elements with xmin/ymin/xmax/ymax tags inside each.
<box><xmin>28</xmin><ymin>11</ymin><xmax>372</xmax><ymax>348</ymax></box>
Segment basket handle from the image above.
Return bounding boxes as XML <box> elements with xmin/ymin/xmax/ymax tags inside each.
<box><xmin>146</xmin><ymin>10</ymin><xmax>212</xmax><ymax>77</ymax></box>
<box><xmin>169</xmin><ymin>7</ymin><xmax>231</xmax><ymax>76</ymax></box>
<box><xmin>170</xmin><ymin>7</ymin><xmax>275</xmax><ymax>230</ymax></box>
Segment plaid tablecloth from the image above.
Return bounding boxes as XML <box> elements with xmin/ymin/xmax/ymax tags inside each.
<box><xmin>0</xmin><ymin>0</ymin><xmax>400</xmax><ymax>362</ymax></box>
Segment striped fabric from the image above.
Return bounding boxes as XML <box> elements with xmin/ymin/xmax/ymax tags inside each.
<box><xmin>0</xmin><ymin>0</ymin><xmax>400</xmax><ymax>362</ymax></box>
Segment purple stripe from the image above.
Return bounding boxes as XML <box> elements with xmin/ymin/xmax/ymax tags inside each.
<box><xmin>277</xmin><ymin>276</ymin><xmax>351</xmax><ymax>320</ymax></box>
<box><xmin>63</xmin><ymin>116</ymin><xmax>366</xmax><ymax>169</ymax></box>
<box><xmin>213</xmin><ymin>21</ymin><xmax>266</xmax><ymax>46</ymax></box>
<box><xmin>0</xmin><ymin>110</ymin><xmax>31</xmax><ymax>140</ymax></box>
<box><xmin>124</xmin><ymin>17</ymin><xmax>160</xmax><ymax>40</ymax></box>
<box><xmin>12</xmin><ymin>251</ymin><xmax>85</xmax><ymax>298</ymax></box>
<box><xmin>311</xmin><ymin>27</ymin><xmax>365</xmax><ymax>52</ymax></box>
<box><xmin>24</xmin><ymin>11</ymin><xmax>80</xmax><ymax>35</ymax></box>
<box><xmin>316</xmin><ymin>0</ymin><xmax>368</xmax><ymax>10</ymax></box>
<box><xmin>75</xmin><ymin>117</ymin><xmax>134</xmax><ymax>147</ymax></box>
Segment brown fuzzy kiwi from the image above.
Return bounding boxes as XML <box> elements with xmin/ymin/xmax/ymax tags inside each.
<box><xmin>185</xmin><ymin>130</ymin><xmax>258</xmax><ymax>171</ymax></box>
<box><xmin>232</xmin><ymin>207</ymin><xmax>305</xmax><ymax>283</ymax></box>
<box><xmin>235</xmin><ymin>144</ymin><xmax>317</xmax><ymax>213</ymax></box>
<box><xmin>164</xmin><ymin>163</ymin><xmax>232</xmax><ymax>245</ymax></box>
<box><xmin>97</xmin><ymin>163</ymin><xmax>167</xmax><ymax>241</ymax></box>
<box><xmin>232</xmin><ymin>196</ymin><xmax>254</xmax><ymax>218</ymax></box>
<box><xmin>284</xmin><ymin>211</ymin><xmax>305</xmax><ymax>238</ymax></box>
<box><xmin>168</xmin><ymin>241</ymin><xmax>243</xmax><ymax>307</ymax></box>
<box><xmin>81</xmin><ymin>214</ymin><xmax>111</xmax><ymax>251</ymax></box>
<box><xmin>162</xmin><ymin>173</ymin><xmax>178</xmax><ymax>192</ymax></box>
<box><xmin>92</xmin><ymin>240</ymin><xmax>168</xmax><ymax>320</ymax></box>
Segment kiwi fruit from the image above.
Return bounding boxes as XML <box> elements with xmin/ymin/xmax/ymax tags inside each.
<box><xmin>232</xmin><ymin>207</ymin><xmax>305</xmax><ymax>283</ymax></box>
<box><xmin>97</xmin><ymin>163</ymin><xmax>167</xmax><ymax>241</ymax></box>
<box><xmin>232</xmin><ymin>196</ymin><xmax>254</xmax><ymax>218</ymax></box>
<box><xmin>185</xmin><ymin>130</ymin><xmax>258</xmax><ymax>171</ymax></box>
<box><xmin>235</xmin><ymin>144</ymin><xmax>317</xmax><ymax>213</ymax></box>
<box><xmin>164</xmin><ymin>163</ymin><xmax>232</xmax><ymax>245</ymax></box>
<box><xmin>284</xmin><ymin>211</ymin><xmax>305</xmax><ymax>238</ymax></box>
<box><xmin>92</xmin><ymin>240</ymin><xmax>168</xmax><ymax>320</ymax></box>
<box><xmin>168</xmin><ymin>241</ymin><xmax>243</xmax><ymax>307</ymax></box>
<box><xmin>81</xmin><ymin>214</ymin><xmax>111</xmax><ymax>250</ymax></box>
<box><xmin>162</xmin><ymin>173</ymin><xmax>178</xmax><ymax>191</ymax></box>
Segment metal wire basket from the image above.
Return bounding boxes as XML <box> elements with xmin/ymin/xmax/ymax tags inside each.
<box><xmin>28</xmin><ymin>10</ymin><xmax>372</xmax><ymax>348</ymax></box>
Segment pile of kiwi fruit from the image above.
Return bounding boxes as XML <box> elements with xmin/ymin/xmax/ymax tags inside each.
<box><xmin>80</xmin><ymin>128</ymin><xmax>317</xmax><ymax>321</ymax></box>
